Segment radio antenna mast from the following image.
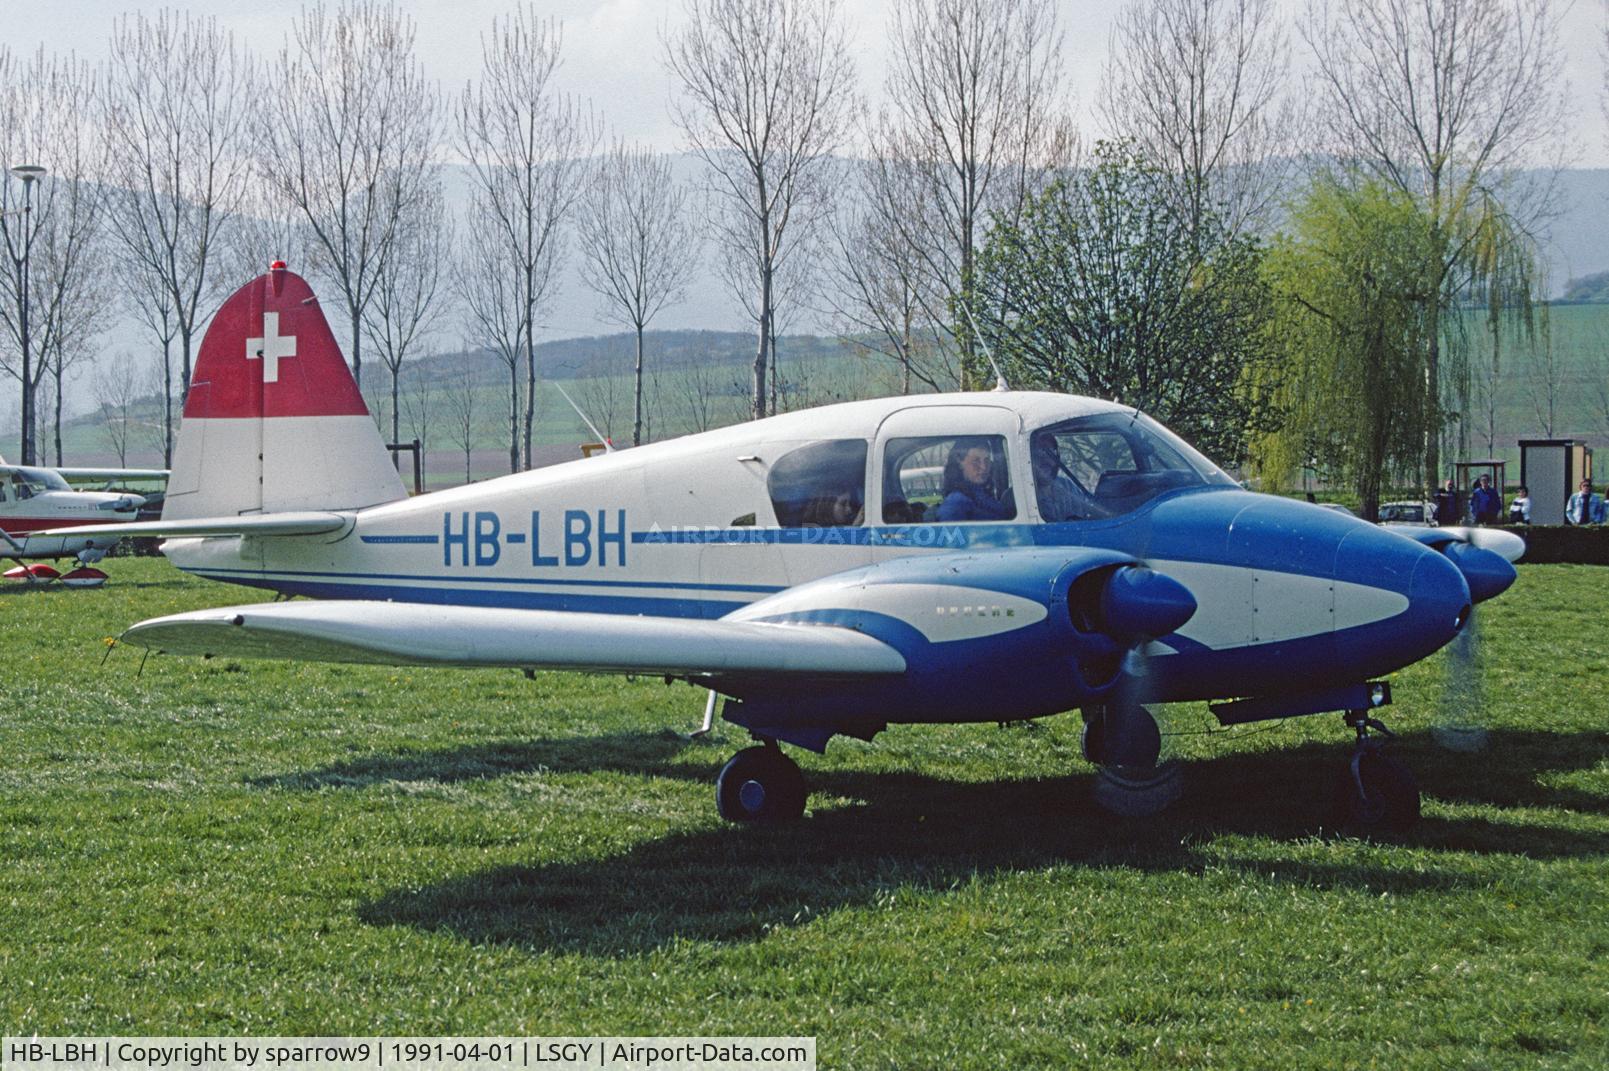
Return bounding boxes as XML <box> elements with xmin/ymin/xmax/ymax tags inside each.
<box><xmin>960</xmin><ymin>302</ymin><xmax>1010</xmax><ymax>392</ymax></box>
<box><xmin>553</xmin><ymin>380</ymin><xmax>614</xmax><ymax>453</ymax></box>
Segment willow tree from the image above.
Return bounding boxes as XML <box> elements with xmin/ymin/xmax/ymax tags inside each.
<box><xmin>1259</xmin><ymin>180</ymin><xmax>1436</xmax><ymax>521</ymax></box>
<box><xmin>1304</xmin><ymin>0</ymin><xmax>1566</xmax><ymax>490</ymax></box>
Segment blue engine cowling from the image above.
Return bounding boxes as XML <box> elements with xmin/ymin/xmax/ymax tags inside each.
<box><xmin>719</xmin><ymin>548</ymin><xmax>1196</xmax><ymax>751</ymax></box>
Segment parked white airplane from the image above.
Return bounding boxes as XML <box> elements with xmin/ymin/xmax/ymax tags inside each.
<box><xmin>61</xmin><ymin>264</ymin><xmax>1518</xmax><ymax>830</ymax></box>
<box><xmin>0</xmin><ymin>454</ymin><xmax>163</xmax><ymax>585</ymax></box>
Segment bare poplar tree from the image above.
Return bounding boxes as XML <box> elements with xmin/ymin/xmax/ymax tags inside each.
<box><xmin>1525</xmin><ymin>328</ymin><xmax>1568</xmax><ymax>438</ymax></box>
<box><xmin>1102</xmin><ymin>0</ymin><xmax>1293</xmax><ymax>241</ymax></box>
<box><xmin>259</xmin><ymin>0</ymin><xmax>440</xmax><ymax>390</ymax></box>
<box><xmin>665</xmin><ymin>0</ymin><xmax>855</xmax><ymax>419</ymax></box>
<box><xmin>95</xmin><ymin>353</ymin><xmax>141</xmax><ymax>466</ymax></box>
<box><xmin>456</xmin><ymin>204</ymin><xmax>530</xmax><ymax>472</ymax></box>
<box><xmin>442</xmin><ymin>358</ymin><xmax>483</xmax><ymax>485</ymax></box>
<box><xmin>0</xmin><ymin>48</ymin><xmax>103</xmax><ymax>465</ymax></box>
<box><xmin>674</xmin><ymin>358</ymin><xmax>744</xmax><ymax>434</ymax></box>
<box><xmin>576</xmin><ymin>145</ymin><xmax>697</xmax><ymax>446</ymax></box>
<box><xmin>362</xmin><ymin>179</ymin><xmax>450</xmax><ymax>451</ymax></box>
<box><xmin>219</xmin><ymin>176</ymin><xmax>319</xmax><ymax>288</ymax></box>
<box><xmin>124</xmin><ymin>254</ymin><xmax>179</xmax><ymax>465</ymax></box>
<box><xmin>574</xmin><ymin>367</ymin><xmax>626</xmax><ymax>444</ymax></box>
<box><xmin>1305</xmin><ymin>0</ymin><xmax>1567</xmax><ymax>487</ymax></box>
<box><xmin>459</xmin><ymin>6</ymin><xmax>597</xmax><ymax>468</ymax></box>
<box><xmin>104</xmin><ymin>9</ymin><xmax>255</xmax><ymax>430</ymax></box>
<box><xmin>42</xmin><ymin>229</ymin><xmax>115</xmax><ymax>464</ymax></box>
<box><xmin>403</xmin><ymin>363</ymin><xmax>435</xmax><ymax>484</ymax></box>
<box><xmin>877</xmin><ymin>0</ymin><xmax>1066</xmax><ymax>384</ymax></box>
<box><xmin>826</xmin><ymin>153</ymin><xmax>955</xmax><ymax>393</ymax></box>
<box><xmin>140</xmin><ymin>351</ymin><xmax>173</xmax><ymax>460</ymax></box>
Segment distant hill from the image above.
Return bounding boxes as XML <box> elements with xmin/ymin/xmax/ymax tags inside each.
<box><xmin>1558</xmin><ymin>269</ymin><xmax>1609</xmax><ymax>304</ymax></box>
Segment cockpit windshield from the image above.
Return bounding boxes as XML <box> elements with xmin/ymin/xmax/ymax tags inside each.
<box><xmin>8</xmin><ymin>467</ymin><xmax>71</xmax><ymax>498</ymax></box>
<box><xmin>1029</xmin><ymin>411</ymin><xmax>1236</xmax><ymax>521</ymax></box>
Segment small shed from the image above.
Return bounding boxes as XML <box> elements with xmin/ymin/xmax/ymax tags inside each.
<box><xmin>1519</xmin><ymin>440</ymin><xmax>1592</xmax><ymax>526</ymax></box>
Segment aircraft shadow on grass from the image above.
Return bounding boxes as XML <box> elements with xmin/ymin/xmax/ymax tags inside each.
<box><xmin>328</xmin><ymin>727</ymin><xmax>1608</xmax><ymax>957</ymax></box>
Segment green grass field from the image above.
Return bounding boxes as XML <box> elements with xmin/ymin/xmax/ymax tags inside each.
<box><xmin>2</xmin><ymin>559</ymin><xmax>1606</xmax><ymax>1068</ymax></box>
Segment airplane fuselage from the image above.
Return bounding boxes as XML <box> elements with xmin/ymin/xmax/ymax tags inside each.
<box><xmin>1</xmin><ymin>489</ymin><xmax>141</xmax><ymax>559</ymax></box>
<box><xmin>160</xmin><ymin>393</ymin><xmax>1472</xmax><ymax>723</ymax></box>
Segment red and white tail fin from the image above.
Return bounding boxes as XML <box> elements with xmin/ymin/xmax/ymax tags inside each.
<box><xmin>163</xmin><ymin>263</ymin><xmax>406</xmax><ymax>520</ymax></box>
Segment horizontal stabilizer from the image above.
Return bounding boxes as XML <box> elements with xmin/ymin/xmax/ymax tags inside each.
<box><xmin>121</xmin><ymin>601</ymin><xmax>909</xmax><ymax>677</ymax></box>
<box><xmin>37</xmin><ymin>511</ymin><xmax>350</xmax><ymax>540</ymax></box>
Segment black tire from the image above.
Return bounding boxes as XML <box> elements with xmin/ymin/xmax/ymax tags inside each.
<box><xmin>1080</xmin><ymin>713</ymin><xmax>1104</xmax><ymax>764</ymax></box>
<box><xmin>1080</xmin><ymin>704</ymin><xmax>1161</xmax><ymax>768</ymax></box>
<box><xmin>1333</xmin><ymin>751</ymin><xmax>1420</xmax><ymax>835</ymax></box>
<box><xmin>716</xmin><ymin>745</ymin><xmax>806</xmax><ymax>823</ymax></box>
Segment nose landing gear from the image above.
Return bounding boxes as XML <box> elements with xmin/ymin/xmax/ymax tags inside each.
<box><xmin>1333</xmin><ymin>711</ymin><xmax>1420</xmax><ymax>835</ymax></box>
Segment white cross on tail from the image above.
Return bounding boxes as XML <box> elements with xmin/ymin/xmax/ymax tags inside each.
<box><xmin>246</xmin><ymin>312</ymin><xmax>297</xmax><ymax>383</ymax></box>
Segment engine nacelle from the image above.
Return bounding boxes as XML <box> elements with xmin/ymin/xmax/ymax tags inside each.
<box><xmin>719</xmin><ymin>548</ymin><xmax>1197</xmax><ymax>750</ymax></box>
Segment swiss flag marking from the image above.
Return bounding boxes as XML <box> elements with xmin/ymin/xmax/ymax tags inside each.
<box><xmin>246</xmin><ymin>312</ymin><xmax>298</xmax><ymax>383</ymax></box>
<box><xmin>185</xmin><ymin>268</ymin><xmax>369</xmax><ymax>420</ymax></box>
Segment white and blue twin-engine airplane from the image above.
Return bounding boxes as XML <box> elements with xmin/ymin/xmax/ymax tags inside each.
<box><xmin>63</xmin><ymin>264</ymin><xmax>1521</xmax><ymax>831</ymax></box>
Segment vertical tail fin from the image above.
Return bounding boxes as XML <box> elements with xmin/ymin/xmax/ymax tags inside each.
<box><xmin>164</xmin><ymin>263</ymin><xmax>406</xmax><ymax>520</ymax></box>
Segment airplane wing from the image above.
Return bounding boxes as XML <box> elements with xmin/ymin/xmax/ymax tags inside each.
<box><xmin>49</xmin><ymin>466</ymin><xmax>169</xmax><ymax>483</ymax></box>
<box><xmin>35</xmin><ymin>512</ymin><xmax>351</xmax><ymax>540</ymax></box>
<box><xmin>119</xmin><ymin>600</ymin><xmax>909</xmax><ymax>678</ymax></box>
<box><xmin>0</xmin><ymin>462</ymin><xmax>168</xmax><ymax>483</ymax></box>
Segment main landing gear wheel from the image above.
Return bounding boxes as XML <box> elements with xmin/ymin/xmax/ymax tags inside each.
<box><xmin>716</xmin><ymin>743</ymin><xmax>806</xmax><ymax>822</ymax></box>
<box><xmin>1082</xmin><ymin>704</ymin><xmax>1180</xmax><ymax>817</ymax></box>
<box><xmin>1332</xmin><ymin>711</ymin><xmax>1421</xmax><ymax>835</ymax></box>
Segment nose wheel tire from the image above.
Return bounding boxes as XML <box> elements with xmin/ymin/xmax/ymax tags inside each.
<box><xmin>1333</xmin><ymin>750</ymin><xmax>1420</xmax><ymax>835</ymax></box>
<box><xmin>716</xmin><ymin>745</ymin><xmax>806</xmax><ymax>822</ymax></box>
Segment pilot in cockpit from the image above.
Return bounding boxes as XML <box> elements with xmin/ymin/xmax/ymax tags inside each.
<box><xmin>1032</xmin><ymin>431</ymin><xmax>1090</xmax><ymax>522</ymax></box>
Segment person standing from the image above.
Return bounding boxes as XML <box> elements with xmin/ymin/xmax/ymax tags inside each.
<box><xmin>1470</xmin><ymin>474</ymin><xmax>1502</xmax><ymax>525</ymax></box>
<box><xmin>1566</xmin><ymin>479</ymin><xmax>1604</xmax><ymax>525</ymax></box>
<box><xmin>1507</xmin><ymin>486</ymin><xmax>1531</xmax><ymax>524</ymax></box>
<box><xmin>1433</xmin><ymin>478</ymin><xmax>1459</xmax><ymax>526</ymax></box>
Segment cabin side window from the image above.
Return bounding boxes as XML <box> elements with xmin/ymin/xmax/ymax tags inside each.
<box><xmin>767</xmin><ymin>439</ymin><xmax>868</xmax><ymax>527</ymax></box>
<box><xmin>882</xmin><ymin>435</ymin><xmax>1016</xmax><ymax>523</ymax></box>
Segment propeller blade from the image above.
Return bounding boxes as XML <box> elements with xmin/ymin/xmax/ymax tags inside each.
<box><xmin>1434</xmin><ymin>604</ymin><xmax>1489</xmax><ymax>751</ymax></box>
<box><xmin>1437</xmin><ymin>525</ymin><xmax>1525</xmax><ymax>563</ymax></box>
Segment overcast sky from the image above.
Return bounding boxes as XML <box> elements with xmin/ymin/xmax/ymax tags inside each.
<box><xmin>13</xmin><ymin>0</ymin><xmax>1609</xmax><ymax>166</ymax></box>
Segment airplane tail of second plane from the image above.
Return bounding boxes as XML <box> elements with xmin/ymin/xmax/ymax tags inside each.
<box><xmin>162</xmin><ymin>262</ymin><xmax>407</xmax><ymax>521</ymax></box>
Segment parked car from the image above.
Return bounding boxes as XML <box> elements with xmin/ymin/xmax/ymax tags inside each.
<box><xmin>1378</xmin><ymin>500</ymin><xmax>1437</xmax><ymax>525</ymax></box>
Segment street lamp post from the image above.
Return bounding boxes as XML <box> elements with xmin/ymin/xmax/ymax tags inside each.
<box><xmin>9</xmin><ymin>163</ymin><xmax>45</xmax><ymax>465</ymax></box>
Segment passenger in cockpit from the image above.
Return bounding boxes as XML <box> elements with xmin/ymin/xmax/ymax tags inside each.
<box><xmin>936</xmin><ymin>437</ymin><xmax>1013</xmax><ymax>521</ymax></box>
<box><xmin>802</xmin><ymin>486</ymin><xmax>863</xmax><ymax>527</ymax></box>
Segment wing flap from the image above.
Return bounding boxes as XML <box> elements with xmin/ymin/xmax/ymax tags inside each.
<box><xmin>122</xmin><ymin>600</ymin><xmax>908</xmax><ymax>677</ymax></box>
<box><xmin>36</xmin><ymin>511</ymin><xmax>350</xmax><ymax>540</ymax></box>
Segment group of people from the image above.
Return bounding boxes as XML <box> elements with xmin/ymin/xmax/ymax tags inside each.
<box><xmin>1433</xmin><ymin>475</ymin><xmax>1606</xmax><ymax>526</ymax></box>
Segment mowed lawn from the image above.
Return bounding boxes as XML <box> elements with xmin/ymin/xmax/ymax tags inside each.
<box><xmin>1</xmin><ymin>558</ymin><xmax>1605</xmax><ymax>1068</ymax></box>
